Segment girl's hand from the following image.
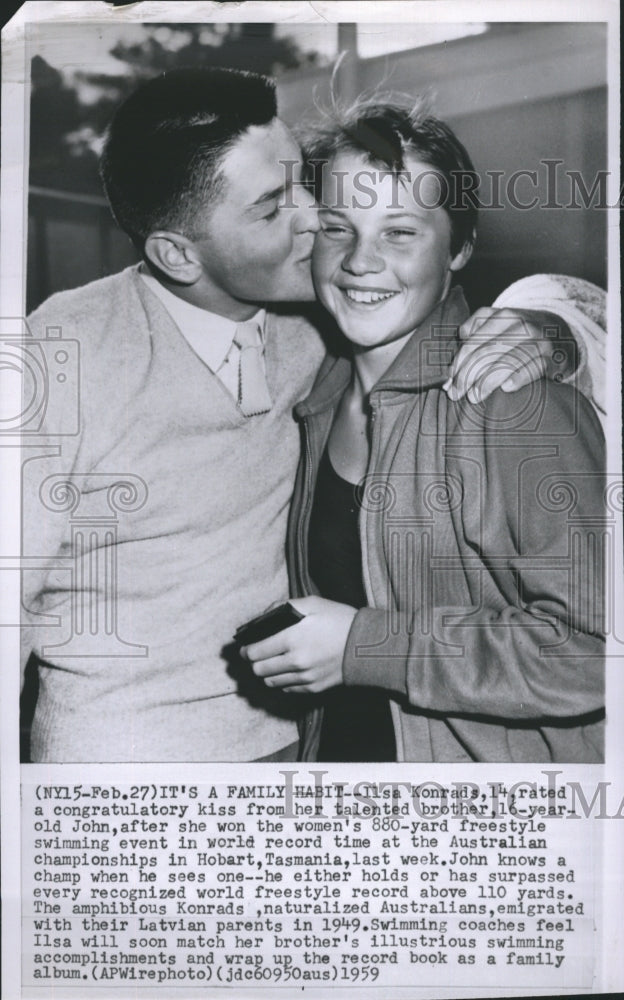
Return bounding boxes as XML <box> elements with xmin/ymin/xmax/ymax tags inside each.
<box><xmin>240</xmin><ymin>596</ymin><xmax>357</xmax><ymax>694</ymax></box>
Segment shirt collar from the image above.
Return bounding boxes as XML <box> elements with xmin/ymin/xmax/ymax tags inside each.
<box><xmin>139</xmin><ymin>264</ymin><xmax>266</xmax><ymax>372</ymax></box>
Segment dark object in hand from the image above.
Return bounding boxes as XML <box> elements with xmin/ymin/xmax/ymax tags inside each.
<box><xmin>235</xmin><ymin>602</ymin><xmax>304</xmax><ymax>646</ymax></box>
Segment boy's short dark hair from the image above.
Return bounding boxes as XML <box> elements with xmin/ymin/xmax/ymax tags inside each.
<box><xmin>100</xmin><ymin>67</ymin><xmax>277</xmax><ymax>249</ymax></box>
<box><xmin>303</xmin><ymin>98</ymin><xmax>479</xmax><ymax>256</ymax></box>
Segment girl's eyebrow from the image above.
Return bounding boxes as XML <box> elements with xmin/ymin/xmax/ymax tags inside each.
<box><xmin>383</xmin><ymin>211</ymin><xmax>434</xmax><ymax>225</ymax></box>
<box><xmin>319</xmin><ymin>207</ymin><xmax>429</xmax><ymax>223</ymax></box>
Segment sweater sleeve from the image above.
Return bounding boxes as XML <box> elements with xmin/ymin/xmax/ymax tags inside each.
<box><xmin>343</xmin><ymin>382</ymin><xmax>605</xmax><ymax>722</ymax></box>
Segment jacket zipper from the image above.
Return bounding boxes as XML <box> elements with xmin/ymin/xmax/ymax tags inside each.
<box><xmin>298</xmin><ymin>414</ymin><xmax>322</xmax><ymax>758</ymax></box>
<box><xmin>298</xmin><ymin>416</ymin><xmax>316</xmax><ymax>596</ymax></box>
<box><xmin>359</xmin><ymin>395</ymin><xmax>405</xmax><ymax>760</ymax></box>
<box><xmin>359</xmin><ymin>398</ymin><xmax>379</xmax><ymax>607</ymax></box>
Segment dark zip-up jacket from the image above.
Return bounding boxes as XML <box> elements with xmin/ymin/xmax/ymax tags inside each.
<box><xmin>288</xmin><ymin>288</ymin><xmax>605</xmax><ymax>763</ymax></box>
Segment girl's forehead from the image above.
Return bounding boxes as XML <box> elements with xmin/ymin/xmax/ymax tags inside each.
<box><xmin>325</xmin><ymin>148</ymin><xmax>441</xmax><ymax>178</ymax></box>
<box><xmin>321</xmin><ymin>150</ymin><xmax>445</xmax><ymax>216</ymax></box>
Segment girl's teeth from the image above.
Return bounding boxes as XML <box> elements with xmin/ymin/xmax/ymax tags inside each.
<box><xmin>344</xmin><ymin>289</ymin><xmax>395</xmax><ymax>304</ymax></box>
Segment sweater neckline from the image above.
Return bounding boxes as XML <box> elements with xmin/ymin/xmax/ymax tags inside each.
<box><xmin>131</xmin><ymin>266</ymin><xmax>277</xmax><ymax>427</ymax></box>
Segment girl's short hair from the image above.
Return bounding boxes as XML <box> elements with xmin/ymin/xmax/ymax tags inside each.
<box><xmin>303</xmin><ymin>98</ymin><xmax>479</xmax><ymax>256</ymax></box>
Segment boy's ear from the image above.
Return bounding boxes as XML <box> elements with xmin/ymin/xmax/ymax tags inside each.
<box><xmin>144</xmin><ymin>231</ymin><xmax>203</xmax><ymax>285</ymax></box>
<box><xmin>449</xmin><ymin>232</ymin><xmax>475</xmax><ymax>273</ymax></box>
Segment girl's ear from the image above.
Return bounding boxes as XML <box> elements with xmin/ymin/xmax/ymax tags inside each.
<box><xmin>450</xmin><ymin>231</ymin><xmax>476</xmax><ymax>273</ymax></box>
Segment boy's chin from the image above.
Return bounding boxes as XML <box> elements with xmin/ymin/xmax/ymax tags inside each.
<box><xmin>266</xmin><ymin>277</ymin><xmax>317</xmax><ymax>304</ymax></box>
<box><xmin>291</xmin><ymin>288</ymin><xmax>318</xmax><ymax>303</ymax></box>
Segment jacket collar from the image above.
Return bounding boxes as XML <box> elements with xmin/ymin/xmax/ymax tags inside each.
<box><xmin>296</xmin><ymin>285</ymin><xmax>470</xmax><ymax>417</ymax></box>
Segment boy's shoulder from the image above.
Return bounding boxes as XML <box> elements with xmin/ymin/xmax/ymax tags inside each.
<box><xmin>26</xmin><ymin>266</ymin><xmax>143</xmax><ymax>342</ymax></box>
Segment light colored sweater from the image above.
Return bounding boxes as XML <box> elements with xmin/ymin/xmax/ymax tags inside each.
<box><xmin>22</xmin><ymin>266</ymin><xmax>325</xmax><ymax>761</ymax></box>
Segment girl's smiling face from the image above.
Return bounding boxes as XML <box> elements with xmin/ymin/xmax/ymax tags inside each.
<box><xmin>312</xmin><ymin>150</ymin><xmax>472</xmax><ymax>353</ymax></box>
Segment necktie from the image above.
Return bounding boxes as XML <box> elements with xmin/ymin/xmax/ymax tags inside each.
<box><xmin>234</xmin><ymin>321</ymin><xmax>272</xmax><ymax>417</ymax></box>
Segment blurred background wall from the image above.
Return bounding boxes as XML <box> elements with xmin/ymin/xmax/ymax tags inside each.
<box><xmin>26</xmin><ymin>20</ymin><xmax>607</xmax><ymax>313</ymax></box>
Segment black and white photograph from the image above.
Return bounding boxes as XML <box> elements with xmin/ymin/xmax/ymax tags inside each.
<box><xmin>1</xmin><ymin>1</ymin><xmax>621</xmax><ymax>997</ymax></box>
